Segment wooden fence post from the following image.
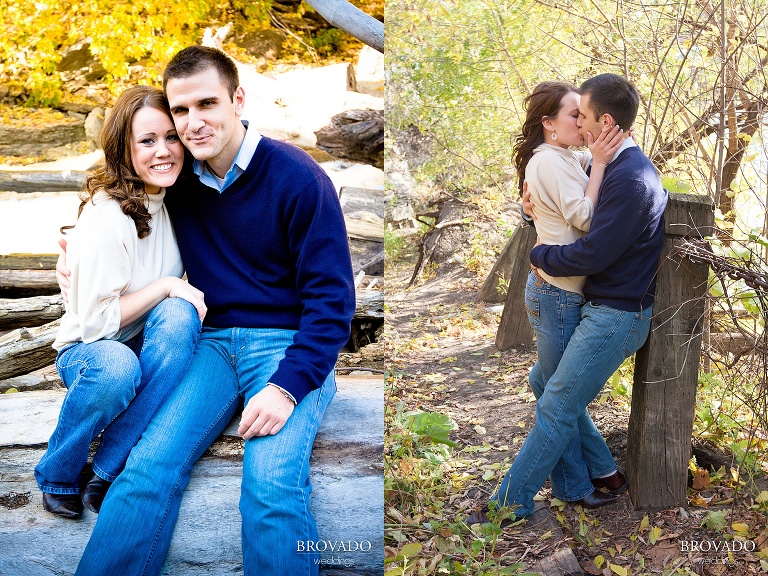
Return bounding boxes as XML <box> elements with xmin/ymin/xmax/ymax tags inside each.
<box><xmin>492</xmin><ymin>221</ymin><xmax>537</xmax><ymax>351</ymax></box>
<box><xmin>627</xmin><ymin>193</ymin><xmax>714</xmax><ymax>510</ymax></box>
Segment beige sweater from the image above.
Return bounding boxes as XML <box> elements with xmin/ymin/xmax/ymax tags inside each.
<box><xmin>53</xmin><ymin>190</ymin><xmax>183</xmax><ymax>350</ymax></box>
<box><xmin>525</xmin><ymin>144</ymin><xmax>593</xmax><ymax>295</ymax></box>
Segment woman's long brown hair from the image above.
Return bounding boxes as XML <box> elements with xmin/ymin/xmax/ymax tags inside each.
<box><xmin>62</xmin><ymin>86</ymin><xmax>174</xmax><ymax>239</ymax></box>
<box><xmin>512</xmin><ymin>81</ymin><xmax>578</xmax><ymax>195</ymax></box>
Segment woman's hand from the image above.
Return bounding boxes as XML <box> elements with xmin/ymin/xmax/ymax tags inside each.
<box><xmin>588</xmin><ymin>124</ymin><xmax>625</xmax><ymax>166</ymax></box>
<box><xmin>165</xmin><ymin>277</ymin><xmax>207</xmax><ymax>321</ymax></box>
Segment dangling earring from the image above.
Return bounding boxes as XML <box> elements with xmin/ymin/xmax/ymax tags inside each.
<box><xmin>551</xmin><ymin>130</ymin><xmax>557</xmax><ymax>141</ymax></box>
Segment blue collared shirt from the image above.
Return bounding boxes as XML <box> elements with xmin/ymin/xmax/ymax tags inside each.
<box><xmin>193</xmin><ymin>121</ymin><xmax>261</xmax><ymax>193</ymax></box>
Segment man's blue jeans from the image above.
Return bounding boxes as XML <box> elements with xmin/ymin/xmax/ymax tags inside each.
<box><xmin>493</xmin><ymin>299</ymin><xmax>652</xmax><ymax>517</ymax></box>
<box><xmin>76</xmin><ymin>326</ymin><xmax>336</xmax><ymax>576</ymax></box>
<box><xmin>524</xmin><ymin>271</ymin><xmax>618</xmax><ymax>502</ymax></box>
<box><xmin>35</xmin><ymin>297</ymin><xmax>201</xmax><ymax>493</ymax></box>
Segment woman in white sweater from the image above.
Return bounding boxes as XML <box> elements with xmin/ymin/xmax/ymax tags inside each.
<box><xmin>35</xmin><ymin>86</ymin><xmax>205</xmax><ymax>519</ymax></box>
<box><xmin>514</xmin><ymin>81</ymin><xmax>626</xmax><ymax>508</ymax></box>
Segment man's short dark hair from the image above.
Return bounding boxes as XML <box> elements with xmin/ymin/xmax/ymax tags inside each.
<box><xmin>579</xmin><ymin>73</ymin><xmax>639</xmax><ymax>130</ymax></box>
<box><xmin>163</xmin><ymin>46</ymin><xmax>240</xmax><ymax>99</ymax></box>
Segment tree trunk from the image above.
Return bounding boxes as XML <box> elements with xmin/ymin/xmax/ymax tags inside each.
<box><xmin>315</xmin><ymin>109</ymin><xmax>384</xmax><ymax>168</ymax></box>
<box><xmin>304</xmin><ymin>0</ymin><xmax>383</xmax><ymax>53</ymax></box>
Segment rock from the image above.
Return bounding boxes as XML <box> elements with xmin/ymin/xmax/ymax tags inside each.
<box><xmin>355</xmin><ymin>46</ymin><xmax>383</xmax><ymax>97</ymax></box>
<box><xmin>237</xmin><ymin>29</ymin><xmax>285</xmax><ymax>59</ymax></box>
<box><xmin>58</xmin><ymin>101</ymin><xmax>97</xmax><ymax>114</ymax></box>
<box><xmin>57</xmin><ymin>42</ymin><xmax>96</xmax><ymax>72</ymax></box>
<box><xmin>0</xmin><ymin>123</ymin><xmax>86</xmax><ymax>157</ymax></box>
<box><xmin>84</xmin><ymin>107</ymin><xmax>105</xmax><ymax>148</ymax></box>
<box><xmin>0</xmin><ymin>375</ymin><xmax>384</xmax><ymax>575</ymax></box>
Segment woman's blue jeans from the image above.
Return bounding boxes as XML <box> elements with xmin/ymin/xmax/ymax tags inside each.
<box><xmin>493</xmin><ymin>287</ymin><xmax>652</xmax><ymax>517</ymax></box>
<box><xmin>75</xmin><ymin>327</ymin><xmax>337</xmax><ymax>576</ymax></box>
<box><xmin>523</xmin><ymin>271</ymin><xmax>617</xmax><ymax>502</ymax></box>
<box><xmin>35</xmin><ymin>297</ymin><xmax>201</xmax><ymax>494</ymax></box>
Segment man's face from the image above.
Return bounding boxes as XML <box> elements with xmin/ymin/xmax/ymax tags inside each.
<box><xmin>577</xmin><ymin>92</ymin><xmax>607</xmax><ymax>143</ymax></box>
<box><xmin>166</xmin><ymin>66</ymin><xmax>245</xmax><ymax>177</ymax></box>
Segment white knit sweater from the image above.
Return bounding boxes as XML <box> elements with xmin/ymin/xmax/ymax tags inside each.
<box><xmin>53</xmin><ymin>189</ymin><xmax>183</xmax><ymax>350</ymax></box>
<box><xmin>525</xmin><ymin>144</ymin><xmax>594</xmax><ymax>295</ymax></box>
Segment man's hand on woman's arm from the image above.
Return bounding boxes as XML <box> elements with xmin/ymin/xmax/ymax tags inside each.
<box><xmin>521</xmin><ymin>181</ymin><xmax>536</xmax><ymax>222</ymax></box>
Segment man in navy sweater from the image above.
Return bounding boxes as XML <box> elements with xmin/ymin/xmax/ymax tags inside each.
<box><xmin>72</xmin><ymin>47</ymin><xmax>356</xmax><ymax>575</ymax></box>
<box><xmin>471</xmin><ymin>74</ymin><xmax>667</xmax><ymax>522</ymax></box>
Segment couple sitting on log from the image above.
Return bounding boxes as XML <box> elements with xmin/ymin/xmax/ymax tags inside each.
<box><xmin>34</xmin><ymin>45</ymin><xmax>356</xmax><ymax>576</ymax></box>
<box><xmin>468</xmin><ymin>74</ymin><xmax>668</xmax><ymax>523</ymax></box>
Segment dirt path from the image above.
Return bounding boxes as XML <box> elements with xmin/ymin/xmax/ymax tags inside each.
<box><xmin>385</xmin><ymin>250</ymin><xmax>766</xmax><ymax>574</ymax></box>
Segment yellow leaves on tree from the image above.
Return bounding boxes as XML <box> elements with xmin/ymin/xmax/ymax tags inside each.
<box><xmin>0</xmin><ymin>0</ymin><xmax>274</xmax><ymax>106</ymax></box>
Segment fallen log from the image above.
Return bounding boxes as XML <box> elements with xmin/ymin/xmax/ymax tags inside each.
<box><xmin>0</xmin><ymin>295</ymin><xmax>64</xmax><ymax>330</ymax></box>
<box><xmin>315</xmin><ymin>109</ymin><xmax>384</xmax><ymax>169</ymax></box>
<box><xmin>355</xmin><ymin>290</ymin><xmax>383</xmax><ymax>320</ymax></box>
<box><xmin>0</xmin><ymin>364</ymin><xmax>62</xmax><ymax>393</ymax></box>
<box><xmin>0</xmin><ymin>269</ymin><xmax>58</xmax><ymax>291</ymax></box>
<box><xmin>0</xmin><ymin>170</ymin><xmax>88</xmax><ymax>192</ymax></box>
<box><xmin>0</xmin><ymin>319</ymin><xmax>60</xmax><ymax>380</ymax></box>
<box><xmin>340</xmin><ymin>186</ymin><xmax>384</xmax><ymax>242</ymax></box>
<box><xmin>0</xmin><ymin>253</ymin><xmax>57</xmax><ymax>270</ymax></box>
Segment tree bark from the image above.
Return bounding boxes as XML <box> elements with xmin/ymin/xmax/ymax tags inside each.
<box><xmin>0</xmin><ymin>319</ymin><xmax>60</xmax><ymax>380</ymax></box>
<box><xmin>315</xmin><ymin>109</ymin><xmax>384</xmax><ymax>168</ymax></box>
<box><xmin>0</xmin><ymin>295</ymin><xmax>64</xmax><ymax>330</ymax></box>
<box><xmin>355</xmin><ymin>290</ymin><xmax>383</xmax><ymax>320</ymax></box>
<box><xmin>304</xmin><ymin>0</ymin><xmax>384</xmax><ymax>53</ymax></box>
<box><xmin>0</xmin><ymin>170</ymin><xmax>87</xmax><ymax>192</ymax></box>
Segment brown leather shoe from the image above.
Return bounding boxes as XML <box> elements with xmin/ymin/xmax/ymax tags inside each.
<box><xmin>591</xmin><ymin>470</ymin><xmax>628</xmax><ymax>495</ymax></box>
<box><xmin>576</xmin><ymin>489</ymin><xmax>618</xmax><ymax>509</ymax></box>
<box><xmin>81</xmin><ymin>474</ymin><xmax>112</xmax><ymax>513</ymax></box>
<box><xmin>465</xmin><ymin>504</ymin><xmax>515</xmax><ymax>527</ymax></box>
<box><xmin>42</xmin><ymin>492</ymin><xmax>83</xmax><ymax>519</ymax></box>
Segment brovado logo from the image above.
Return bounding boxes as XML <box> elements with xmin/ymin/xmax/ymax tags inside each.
<box><xmin>296</xmin><ymin>540</ymin><xmax>373</xmax><ymax>553</ymax></box>
<box><xmin>680</xmin><ymin>540</ymin><xmax>756</xmax><ymax>553</ymax></box>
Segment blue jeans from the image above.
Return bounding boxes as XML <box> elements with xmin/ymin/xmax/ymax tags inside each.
<box><xmin>524</xmin><ymin>272</ymin><xmax>617</xmax><ymax>502</ymax></box>
<box><xmin>493</xmin><ymin>299</ymin><xmax>652</xmax><ymax>516</ymax></box>
<box><xmin>35</xmin><ymin>298</ymin><xmax>201</xmax><ymax>494</ymax></box>
<box><xmin>76</xmin><ymin>327</ymin><xmax>337</xmax><ymax>576</ymax></box>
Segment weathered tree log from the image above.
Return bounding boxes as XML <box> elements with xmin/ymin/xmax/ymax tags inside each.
<box><xmin>0</xmin><ymin>319</ymin><xmax>60</xmax><ymax>380</ymax></box>
<box><xmin>0</xmin><ymin>269</ymin><xmax>58</xmax><ymax>290</ymax></box>
<box><xmin>477</xmin><ymin>217</ymin><xmax>526</xmax><ymax>304</ymax></box>
<box><xmin>355</xmin><ymin>290</ymin><xmax>383</xmax><ymax>320</ymax></box>
<box><xmin>0</xmin><ymin>253</ymin><xmax>57</xmax><ymax>270</ymax></box>
<box><xmin>0</xmin><ymin>170</ymin><xmax>88</xmax><ymax>192</ymax></box>
<box><xmin>628</xmin><ymin>193</ymin><xmax>714</xmax><ymax>511</ymax></box>
<box><xmin>305</xmin><ymin>0</ymin><xmax>384</xmax><ymax>53</ymax></box>
<box><xmin>340</xmin><ymin>185</ymin><xmax>384</xmax><ymax>242</ymax></box>
<box><xmin>315</xmin><ymin>109</ymin><xmax>384</xmax><ymax>169</ymax></box>
<box><xmin>354</xmin><ymin>251</ymin><xmax>384</xmax><ymax>276</ymax></box>
<box><xmin>0</xmin><ymin>364</ymin><xmax>62</xmax><ymax>393</ymax></box>
<box><xmin>0</xmin><ymin>295</ymin><xmax>64</xmax><ymax>330</ymax></box>
<box><xmin>494</xmin><ymin>222</ymin><xmax>537</xmax><ymax>351</ymax></box>
<box><xmin>0</xmin><ymin>269</ymin><xmax>60</xmax><ymax>298</ymax></box>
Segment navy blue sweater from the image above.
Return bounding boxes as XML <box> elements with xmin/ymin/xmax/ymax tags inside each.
<box><xmin>530</xmin><ymin>146</ymin><xmax>668</xmax><ymax>311</ymax></box>
<box><xmin>165</xmin><ymin>137</ymin><xmax>355</xmax><ymax>404</ymax></box>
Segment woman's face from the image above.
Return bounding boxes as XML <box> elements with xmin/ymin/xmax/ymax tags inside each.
<box><xmin>130</xmin><ymin>106</ymin><xmax>184</xmax><ymax>194</ymax></box>
<box><xmin>545</xmin><ymin>91</ymin><xmax>584</xmax><ymax>148</ymax></box>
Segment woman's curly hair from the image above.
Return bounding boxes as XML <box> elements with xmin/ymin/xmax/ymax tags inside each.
<box><xmin>62</xmin><ymin>85</ymin><xmax>177</xmax><ymax>239</ymax></box>
<box><xmin>512</xmin><ymin>81</ymin><xmax>578</xmax><ymax>195</ymax></box>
